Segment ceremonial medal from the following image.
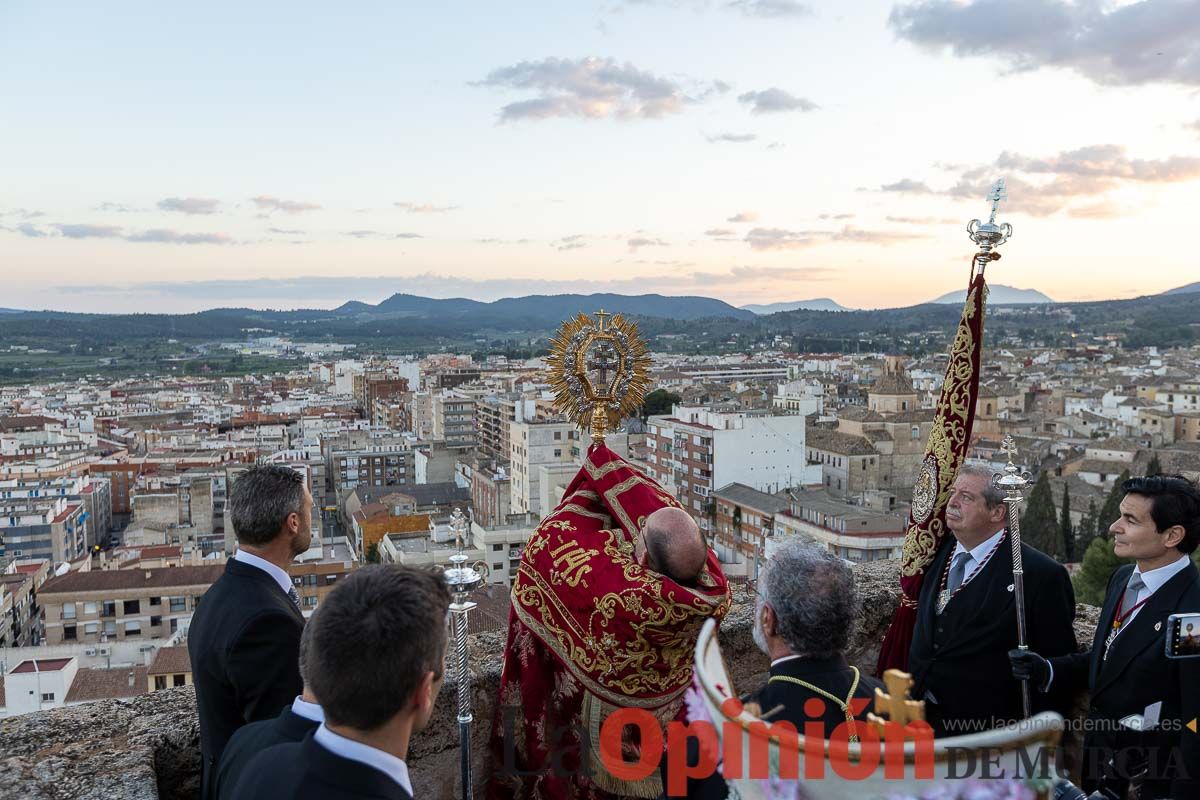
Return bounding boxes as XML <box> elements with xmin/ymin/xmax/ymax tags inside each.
<box><xmin>936</xmin><ymin>589</ymin><xmax>950</xmax><ymax>615</ymax></box>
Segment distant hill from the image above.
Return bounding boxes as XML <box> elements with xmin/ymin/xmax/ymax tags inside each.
<box><xmin>0</xmin><ymin>308</ymin><xmax>25</xmax><ymax>314</ymax></box>
<box><xmin>931</xmin><ymin>284</ymin><xmax>1054</xmax><ymax>305</ymax></box>
<box><xmin>1162</xmin><ymin>282</ymin><xmax>1200</xmax><ymax>296</ymax></box>
<box><xmin>336</xmin><ymin>292</ymin><xmax>753</xmax><ymax>322</ymax></box>
<box><xmin>741</xmin><ymin>298</ymin><xmax>851</xmax><ymax>314</ymax></box>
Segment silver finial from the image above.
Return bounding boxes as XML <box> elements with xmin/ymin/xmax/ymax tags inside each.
<box><xmin>967</xmin><ymin>177</ymin><xmax>1013</xmax><ymax>256</ymax></box>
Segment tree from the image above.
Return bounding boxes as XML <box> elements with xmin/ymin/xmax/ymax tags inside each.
<box><xmin>366</xmin><ymin>542</ymin><xmax>380</xmax><ymax>564</ymax></box>
<box><xmin>1073</xmin><ymin>536</ymin><xmax>1133</xmax><ymax>606</ymax></box>
<box><xmin>1077</xmin><ymin>498</ymin><xmax>1099</xmax><ymax>555</ymax></box>
<box><xmin>1146</xmin><ymin>454</ymin><xmax>1162</xmax><ymax>476</ymax></box>
<box><xmin>1021</xmin><ymin>472</ymin><xmax>1062</xmax><ymax>560</ymax></box>
<box><xmin>1097</xmin><ymin>469</ymin><xmax>1131</xmax><ymax>539</ymax></box>
<box><xmin>1060</xmin><ymin>482</ymin><xmax>1075</xmax><ymax>563</ymax></box>
<box><xmin>641</xmin><ymin>388</ymin><xmax>681</xmax><ymax>420</ymax></box>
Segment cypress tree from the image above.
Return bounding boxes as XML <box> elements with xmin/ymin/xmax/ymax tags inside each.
<box><xmin>1060</xmin><ymin>481</ymin><xmax>1075</xmax><ymax>562</ymax></box>
<box><xmin>1073</xmin><ymin>536</ymin><xmax>1133</xmax><ymax>606</ymax></box>
<box><xmin>1021</xmin><ymin>471</ymin><xmax>1062</xmax><ymax>559</ymax></box>
<box><xmin>1077</xmin><ymin>498</ymin><xmax>1099</xmax><ymax>555</ymax></box>
<box><xmin>1097</xmin><ymin>469</ymin><xmax>1131</xmax><ymax>538</ymax></box>
<box><xmin>1146</xmin><ymin>454</ymin><xmax>1162</xmax><ymax>476</ymax></box>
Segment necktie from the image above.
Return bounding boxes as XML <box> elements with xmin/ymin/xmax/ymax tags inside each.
<box><xmin>947</xmin><ymin>551</ymin><xmax>972</xmax><ymax>594</ymax></box>
<box><xmin>288</xmin><ymin>587</ymin><xmax>302</xmax><ymax>611</ymax></box>
<box><xmin>1120</xmin><ymin>572</ymin><xmax>1145</xmax><ymax>622</ymax></box>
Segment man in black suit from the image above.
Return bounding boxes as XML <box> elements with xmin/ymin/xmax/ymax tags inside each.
<box><xmin>662</xmin><ymin>541</ymin><xmax>884</xmax><ymax>798</ymax></box>
<box><xmin>1011</xmin><ymin>474</ymin><xmax>1200</xmax><ymax>799</ymax></box>
<box><xmin>231</xmin><ymin>565</ymin><xmax>450</xmax><ymax>800</ymax></box>
<box><xmin>189</xmin><ymin>464</ymin><xmax>313</xmax><ymax>800</ymax></box>
<box><xmin>909</xmin><ymin>464</ymin><xmax>1077</xmax><ymax>737</ymax></box>
<box><xmin>215</xmin><ymin>624</ymin><xmax>323</xmax><ymax>800</ymax></box>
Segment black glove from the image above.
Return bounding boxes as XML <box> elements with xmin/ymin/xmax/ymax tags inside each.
<box><xmin>1008</xmin><ymin>648</ymin><xmax>1050</xmax><ymax>690</ymax></box>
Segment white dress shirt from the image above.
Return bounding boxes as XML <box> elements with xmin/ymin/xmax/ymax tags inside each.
<box><xmin>950</xmin><ymin>528</ymin><xmax>1006</xmax><ymax>589</ymax></box>
<box><xmin>233</xmin><ymin>548</ymin><xmax>295</xmax><ymax>598</ymax></box>
<box><xmin>291</xmin><ymin>696</ymin><xmax>325</xmax><ymax>724</ymax></box>
<box><xmin>314</xmin><ymin>723</ymin><xmax>413</xmax><ymax>796</ymax></box>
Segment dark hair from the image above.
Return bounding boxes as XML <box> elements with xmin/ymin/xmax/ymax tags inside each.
<box><xmin>764</xmin><ymin>540</ymin><xmax>855</xmax><ymax>658</ymax></box>
<box><xmin>307</xmin><ymin>565</ymin><xmax>450</xmax><ymax>731</ymax></box>
<box><xmin>957</xmin><ymin>463</ymin><xmax>1005</xmax><ymax>510</ymax></box>
<box><xmin>229</xmin><ymin>465</ymin><xmax>307</xmax><ymax>546</ymax></box>
<box><xmin>1121</xmin><ymin>474</ymin><xmax>1200</xmax><ymax>555</ymax></box>
<box><xmin>297</xmin><ymin>619</ymin><xmax>314</xmax><ymax>685</ymax></box>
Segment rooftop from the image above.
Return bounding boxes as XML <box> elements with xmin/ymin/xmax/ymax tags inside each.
<box><xmin>64</xmin><ymin>666</ymin><xmax>149</xmax><ymax>703</ymax></box>
<box><xmin>148</xmin><ymin>647</ymin><xmax>192</xmax><ymax>677</ymax></box>
<box><xmin>713</xmin><ymin>482</ymin><xmax>790</xmax><ymax>515</ymax></box>
<box><xmin>11</xmin><ymin>658</ymin><xmax>73</xmax><ymax>674</ymax></box>
<box><xmin>40</xmin><ymin>564</ymin><xmax>225</xmax><ymax>595</ymax></box>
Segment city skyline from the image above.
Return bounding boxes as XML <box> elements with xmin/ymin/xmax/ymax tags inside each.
<box><xmin>4</xmin><ymin>1</ymin><xmax>1200</xmax><ymax>313</ymax></box>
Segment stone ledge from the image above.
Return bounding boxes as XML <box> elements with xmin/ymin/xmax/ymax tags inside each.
<box><xmin>0</xmin><ymin>560</ymin><xmax>1100</xmax><ymax>800</ymax></box>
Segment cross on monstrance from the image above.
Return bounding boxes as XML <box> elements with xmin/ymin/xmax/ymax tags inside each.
<box><xmin>587</xmin><ymin>341</ymin><xmax>618</xmax><ymax>390</ymax></box>
<box><xmin>985</xmin><ymin>179</ymin><xmax>1008</xmax><ymax>225</ymax></box>
<box><xmin>867</xmin><ymin>669</ymin><xmax>926</xmax><ymax>732</ymax></box>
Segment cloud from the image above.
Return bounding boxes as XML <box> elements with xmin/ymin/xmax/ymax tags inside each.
<box><xmin>886</xmin><ymin>215</ymin><xmax>959</xmax><ymax>225</ymax></box>
<box><xmin>93</xmin><ymin>202</ymin><xmax>139</xmax><ymax>213</ymax></box>
<box><xmin>727</xmin><ymin>211</ymin><xmax>759</xmax><ymax>223</ymax></box>
<box><xmin>818</xmin><ymin>213</ymin><xmax>855</xmax><ymax>220</ymax></box>
<box><xmin>880</xmin><ymin>178</ymin><xmax>936</xmax><ymax>193</ymax></box>
<box><xmin>55</xmin><ymin>224</ymin><xmax>123</xmax><ymax>239</ymax></box>
<box><xmin>16</xmin><ymin>223</ymin><xmax>47</xmax><ymax>237</ymax></box>
<box><xmin>393</xmin><ymin>233</ymin><xmax>423</xmax><ymax>239</ymax></box>
<box><xmin>880</xmin><ymin>144</ymin><xmax>1200</xmax><ymax>217</ymax></box>
<box><xmin>1</xmin><ymin>208</ymin><xmax>45</xmax><ymax>219</ymax></box>
<box><xmin>889</xmin><ymin>0</ymin><xmax>1200</xmax><ymax>88</ymax></box>
<box><xmin>704</xmin><ymin>228</ymin><xmax>737</xmax><ymax>236</ymax></box>
<box><xmin>552</xmin><ymin>234</ymin><xmax>588</xmax><ymax>251</ymax></box>
<box><xmin>124</xmin><ymin>229</ymin><xmax>233</xmax><ymax>245</ymax></box>
<box><xmin>737</xmin><ymin>87</ymin><xmax>819</xmax><ymax>114</ymax></box>
<box><xmin>831</xmin><ymin>226</ymin><xmax>927</xmax><ymax>245</ymax></box>
<box><xmin>158</xmin><ymin>197</ymin><xmax>220</xmax><ymax>215</ymax></box>
<box><xmin>475</xmin><ymin>56</ymin><xmax>722</xmax><ymax>121</ymax></box>
<box><xmin>394</xmin><ymin>201</ymin><xmax>460</xmax><ymax>213</ymax></box>
<box><xmin>1066</xmin><ymin>200</ymin><xmax>1123</xmax><ymax>220</ymax></box>
<box><xmin>267</xmin><ymin>227</ymin><xmax>305</xmax><ymax>235</ymax></box>
<box><xmin>726</xmin><ymin>0</ymin><xmax>811</xmax><ymax>19</ymax></box>
<box><xmin>250</xmin><ymin>195</ymin><xmax>322</xmax><ymax>214</ymax></box>
<box><xmin>628</xmin><ymin>236</ymin><xmax>669</xmax><ymax>252</ymax></box>
<box><xmin>706</xmin><ymin>132</ymin><xmax>757</xmax><ymax>143</ymax></box>
<box><xmin>744</xmin><ymin>227</ymin><xmax>818</xmax><ymax>250</ymax></box>
<box><xmin>345</xmin><ymin>230</ymin><xmax>383</xmax><ymax>239</ymax></box>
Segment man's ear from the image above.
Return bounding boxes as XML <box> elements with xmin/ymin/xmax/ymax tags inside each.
<box><xmin>762</xmin><ymin>603</ymin><xmax>777</xmax><ymax>638</ymax></box>
<box><xmin>990</xmin><ymin>502</ymin><xmax>1007</xmax><ymax>525</ymax></box>
<box><xmin>1162</xmin><ymin>524</ymin><xmax>1186</xmax><ymax>552</ymax></box>
<box><xmin>412</xmin><ymin>670</ymin><xmax>436</xmax><ymax>713</ymax></box>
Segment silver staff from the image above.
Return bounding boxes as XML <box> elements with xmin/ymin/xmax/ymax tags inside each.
<box><xmin>967</xmin><ymin>178</ymin><xmax>1014</xmax><ymax>276</ymax></box>
<box><xmin>994</xmin><ymin>436</ymin><xmax>1033</xmax><ymax>718</ymax></box>
<box><xmin>442</xmin><ymin>507</ymin><xmax>488</xmax><ymax>800</ymax></box>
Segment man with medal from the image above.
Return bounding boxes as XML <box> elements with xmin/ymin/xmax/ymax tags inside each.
<box><xmin>908</xmin><ymin>464</ymin><xmax>1078</xmax><ymax>737</ymax></box>
<box><xmin>1010</xmin><ymin>474</ymin><xmax>1200</xmax><ymax>798</ymax></box>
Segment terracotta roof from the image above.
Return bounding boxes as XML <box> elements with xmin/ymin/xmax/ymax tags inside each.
<box><xmin>805</xmin><ymin>428</ymin><xmax>876</xmax><ymax>456</ymax></box>
<box><xmin>64</xmin><ymin>666</ymin><xmax>148</xmax><ymax>703</ymax></box>
<box><xmin>14</xmin><ymin>562</ymin><xmax>47</xmax><ymax>574</ymax></box>
<box><xmin>11</xmin><ymin>658</ymin><xmax>73</xmax><ymax>674</ymax></box>
<box><xmin>40</xmin><ymin>564</ymin><xmax>225</xmax><ymax>595</ymax></box>
<box><xmin>148</xmin><ymin>646</ymin><xmax>192</xmax><ymax>676</ymax></box>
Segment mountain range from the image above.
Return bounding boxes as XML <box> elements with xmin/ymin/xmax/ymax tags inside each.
<box><xmin>930</xmin><ymin>284</ymin><xmax>1055</xmax><ymax>305</ymax></box>
<box><xmin>741</xmin><ymin>298</ymin><xmax>850</xmax><ymax>314</ymax></box>
<box><xmin>333</xmin><ymin>292</ymin><xmax>754</xmax><ymax>321</ymax></box>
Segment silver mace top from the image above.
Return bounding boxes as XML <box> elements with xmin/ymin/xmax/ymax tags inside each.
<box><xmin>967</xmin><ymin>178</ymin><xmax>1014</xmax><ymax>256</ymax></box>
<box><xmin>993</xmin><ymin>434</ymin><xmax>1031</xmax><ymax>497</ymax></box>
<box><xmin>443</xmin><ymin>507</ymin><xmax>485</xmax><ymax>599</ymax></box>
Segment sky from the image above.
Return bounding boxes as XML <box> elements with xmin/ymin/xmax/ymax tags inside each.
<box><xmin>3</xmin><ymin>0</ymin><xmax>1200</xmax><ymax>314</ymax></box>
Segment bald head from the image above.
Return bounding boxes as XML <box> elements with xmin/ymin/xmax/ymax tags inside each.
<box><xmin>642</xmin><ymin>507</ymin><xmax>707</xmax><ymax>585</ymax></box>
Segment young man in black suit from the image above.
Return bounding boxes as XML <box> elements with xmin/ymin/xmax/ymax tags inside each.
<box><xmin>1011</xmin><ymin>474</ymin><xmax>1200</xmax><ymax>799</ymax></box>
<box><xmin>231</xmin><ymin>565</ymin><xmax>451</xmax><ymax>800</ymax></box>
<box><xmin>662</xmin><ymin>541</ymin><xmax>884</xmax><ymax>799</ymax></box>
<box><xmin>189</xmin><ymin>465</ymin><xmax>313</xmax><ymax>800</ymax></box>
<box><xmin>215</xmin><ymin>624</ymin><xmax>324</xmax><ymax>800</ymax></box>
<box><xmin>908</xmin><ymin>464</ymin><xmax>1078</xmax><ymax>737</ymax></box>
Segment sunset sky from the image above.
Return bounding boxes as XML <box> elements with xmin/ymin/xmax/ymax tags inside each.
<box><xmin>3</xmin><ymin>0</ymin><xmax>1200</xmax><ymax>313</ymax></box>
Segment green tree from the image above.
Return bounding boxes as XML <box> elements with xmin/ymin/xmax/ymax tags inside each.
<box><xmin>1021</xmin><ymin>472</ymin><xmax>1062</xmax><ymax>559</ymax></box>
<box><xmin>1097</xmin><ymin>469</ymin><xmax>1131</xmax><ymax>539</ymax></box>
<box><xmin>1060</xmin><ymin>482</ymin><xmax>1075</xmax><ymax>563</ymax></box>
<box><xmin>641</xmin><ymin>388</ymin><xmax>681</xmax><ymax>420</ymax></box>
<box><xmin>366</xmin><ymin>542</ymin><xmax>381</xmax><ymax>564</ymax></box>
<box><xmin>1145</xmin><ymin>454</ymin><xmax>1162</xmax><ymax>476</ymax></box>
<box><xmin>1073</xmin><ymin>536</ymin><xmax>1133</xmax><ymax>606</ymax></box>
<box><xmin>1077</xmin><ymin>498</ymin><xmax>1099</xmax><ymax>555</ymax></box>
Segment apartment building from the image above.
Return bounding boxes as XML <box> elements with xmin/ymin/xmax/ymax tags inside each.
<box><xmin>509</xmin><ymin>420</ymin><xmax>578</xmax><ymax>518</ymax></box>
<box><xmin>38</xmin><ymin>565</ymin><xmax>225</xmax><ymax>645</ymax></box>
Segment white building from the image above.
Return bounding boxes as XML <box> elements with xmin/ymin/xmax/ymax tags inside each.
<box><xmin>509</xmin><ymin>420</ymin><xmax>579</xmax><ymax>518</ymax></box>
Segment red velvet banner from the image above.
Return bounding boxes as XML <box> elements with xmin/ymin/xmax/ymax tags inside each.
<box><xmin>876</xmin><ymin>269</ymin><xmax>987</xmax><ymax>675</ymax></box>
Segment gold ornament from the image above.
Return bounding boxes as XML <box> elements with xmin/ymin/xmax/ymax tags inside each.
<box><xmin>546</xmin><ymin>309</ymin><xmax>652</xmax><ymax>445</ymax></box>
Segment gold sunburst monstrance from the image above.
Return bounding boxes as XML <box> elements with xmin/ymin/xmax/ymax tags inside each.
<box><xmin>546</xmin><ymin>309</ymin><xmax>652</xmax><ymax>445</ymax></box>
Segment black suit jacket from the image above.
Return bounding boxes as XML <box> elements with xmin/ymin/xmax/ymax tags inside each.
<box><xmin>215</xmin><ymin>704</ymin><xmax>320</xmax><ymax>800</ymax></box>
<box><xmin>231</xmin><ymin>732</ymin><xmax>413</xmax><ymax>800</ymax></box>
<box><xmin>908</xmin><ymin>533</ymin><xmax>1078</xmax><ymax>737</ymax></box>
<box><xmin>189</xmin><ymin>558</ymin><xmax>305</xmax><ymax>800</ymax></box>
<box><xmin>661</xmin><ymin>655</ymin><xmax>884</xmax><ymax>799</ymax></box>
<box><xmin>1048</xmin><ymin>560</ymin><xmax>1200</xmax><ymax>799</ymax></box>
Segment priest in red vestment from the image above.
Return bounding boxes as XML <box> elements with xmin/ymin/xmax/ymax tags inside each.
<box><xmin>487</xmin><ymin>443</ymin><xmax>731</xmax><ymax>800</ymax></box>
